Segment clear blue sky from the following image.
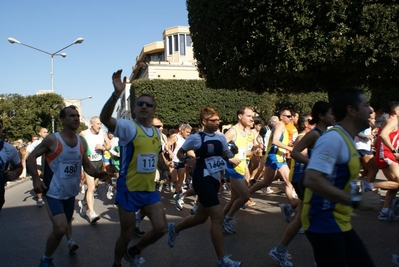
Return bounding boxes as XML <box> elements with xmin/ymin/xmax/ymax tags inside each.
<box><xmin>1</xmin><ymin>1</ymin><xmax>189</xmax><ymax>120</ymax></box>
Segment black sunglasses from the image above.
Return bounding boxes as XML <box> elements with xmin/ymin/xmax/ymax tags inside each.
<box><xmin>136</xmin><ymin>101</ymin><xmax>154</xmax><ymax>108</ymax></box>
<box><xmin>283</xmin><ymin>114</ymin><xmax>292</xmax><ymax>118</ymax></box>
<box><xmin>153</xmin><ymin>125</ymin><xmax>163</xmax><ymax>128</ymax></box>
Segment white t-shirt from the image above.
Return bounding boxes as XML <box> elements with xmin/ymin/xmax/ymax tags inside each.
<box><xmin>354</xmin><ymin>127</ymin><xmax>371</xmax><ymax>151</ymax></box>
<box><xmin>307</xmin><ymin>126</ymin><xmax>352</xmax><ymax>176</ymax></box>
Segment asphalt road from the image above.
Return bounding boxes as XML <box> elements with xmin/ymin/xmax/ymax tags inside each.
<box><xmin>1</xmin><ymin>175</ymin><xmax>398</xmax><ymax>267</ymax></box>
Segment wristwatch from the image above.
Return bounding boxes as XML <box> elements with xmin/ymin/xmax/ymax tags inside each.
<box><xmin>392</xmin><ymin>149</ymin><xmax>398</xmax><ymax>153</ymax></box>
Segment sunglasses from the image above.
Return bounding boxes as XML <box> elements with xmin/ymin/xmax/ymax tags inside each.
<box><xmin>136</xmin><ymin>101</ymin><xmax>154</xmax><ymax>107</ymax></box>
<box><xmin>153</xmin><ymin>125</ymin><xmax>163</xmax><ymax>128</ymax></box>
<box><xmin>207</xmin><ymin>118</ymin><xmax>220</xmax><ymax>122</ymax></box>
<box><xmin>283</xmin><ymin>115</ymin><xmax>292</xmax><ymax>118</ymax></box>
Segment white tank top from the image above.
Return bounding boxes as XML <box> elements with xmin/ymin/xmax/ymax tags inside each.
<box><xmin>45</xmin><ymin>133</ymin><xmax>83</xmax><ymax>199</ymax></box>
<box><xmin>85</xmin><ymin>129</ymin><xmax>105</xmax><ymax>162</ymax></box>
<box><xmin>172</xmin><ymin>134</ymin><xmax>186</xmax><ymax>163</ymax></box>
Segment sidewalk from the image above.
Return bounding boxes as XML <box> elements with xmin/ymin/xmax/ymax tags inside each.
<box><xmin>5</xmin><ymin>176</ymin><xmax>31</xmax><ymax>190</ymax></box>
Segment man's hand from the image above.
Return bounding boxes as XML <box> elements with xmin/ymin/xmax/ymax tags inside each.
<box><xmin>358</xmin><ymin>192</ymin><xmax>381</xmax><ymax>211</ymax></box>
<box><xmin>33</xmin><ymin>179</ymin><xmax>47</xmax><ymax>194</ymax></box>
<box><xmin>4</xmin><ymin>170</ymin><xmax>19</xmax><ymax>182</ymax></box>
<box><xmin>229</xmin><ymin>158</ymin><xmax>241</xmax><ymax>166</ymax></box>
<box><xmin>112</xmin><ymin>69</ymin><xmax>126</xmax><ymax>95</ymax></box>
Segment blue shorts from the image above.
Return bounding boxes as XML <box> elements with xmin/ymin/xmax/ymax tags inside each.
<box><xmin>192</xmin><ymin>175</ymin><xmax>220</xmax><ymax>208</ymax></box>
<box><xmin>115</xmin><ymin>191</ymin><xmax>161</xmax><ymax>212</ymax></box>
<box><xmin>265</xmin><ymin>154</ymin><xmax>286</xmax><ymax>170</ymax></box>
<box><xmin>224</xmin><ymin>167</ymin><xmax>245</xmax><ymax>181</ymax></box>
<box><xmin>357</xmin><ymin>149</ymin><xmax>373</xmax><ymax>158</ymax></box>
<box><xmin>173</xmin><ymin>162</ymin><xmax>185</xmax><ymax>170</ymax></box>
<box><xmin>45</xmin><ymin>195</ymin><xmax>75</xmax><ymax>222</ymax></box>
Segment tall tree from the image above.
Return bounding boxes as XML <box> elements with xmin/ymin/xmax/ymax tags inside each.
<box><xmin>187</xmin><ymin>0</ymin><xmax>399</xmax><ymax>96</ymax></box>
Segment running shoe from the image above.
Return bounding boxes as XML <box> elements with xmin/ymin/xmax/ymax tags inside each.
<box><xmin>392</xmin><ymin>254</ymin><xmax>399</xmax><ymax>267</ymax></box>
<box><xmin>361</xmin><ymin>180</ymin><xmax>373</xmax><ymax>193</ymax></box>
<box><xmin>166</xmin><ymin>222</ymin><xmax>179</xmax><ymax>248</ymax></box>
<box><xmin>39</xmin><ymin>256</ymin><xmax>54</xmax><ymax>267</ymax></box>
<box><xmin>280</xmin><ymin>203</ymin><xmax>293</xmax><ymax>224</ymax></box>
<box><xmin>389</xmin><ymin>198</ymin><xmax>399</xmax><ymax>222</ymax></box>
<box><xmin>223</xmin><ymin>217</ymin><xmax>236</xmax><ymax>234</ymax></box>
<box><xmin>378</xmin><ymin>211</ymin><xmax>399</xmax><ymax>221</ymax></box>
<box><xmin>189</xmin><ymin>203</ymin><xmax>198</xmax><ymax>215</ymax></box>
<box><xmin>67</xmin><ymin>238</ymin><xmax>79</xmax><ymax>253</ymax></box>
<box><xmin>262</xmin><ymin>187</ymin><xmax>274</xmax><ymax>194</ymax></box>
<box><xmin>135</xmin><ymin>227</ymin><xmax>145</xmax><ymax>237</ymax></box>
<box><xmin>88</xmin><ymin>211</ymin><xmax>101</xmax><ymax>224</ymax></box>
<box><xmin>78</xmin><ymin>200</ymin><xmax>86</xmax><ymax>217</ymax></box>
<box><xmin>37</xmin><ymin>198</ymin><xmax>43</xmax><ymax>207</ymax></box>
<box><xmin>269</xmin><ymin>247</ymin><xmax>294</xmax><ymax>267</ymax></box>
<box><xmin>123</xmin><ymin>251</ymin><xmax>145</xmax><ymax>267</ymax></box>
<box><xmin>246</xmin><ymin>199</ymin><xmax>256</xmax><ymax>207</ymax></box>
<box><xmin>174</xmin><ymin>193</ymin><xmax>184</xmax><ymax>211</ymax></box>
<box><xmin>217</xmin><ymin>255</ymin><xmax>242</xmax><ymax>267</ymax></box>
<box><xmin>106</xmin><ymin>185</ymin><xmax>114</xmax><ymax>200</ymax></box>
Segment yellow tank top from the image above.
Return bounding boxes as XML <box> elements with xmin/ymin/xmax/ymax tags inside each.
<box><xmin>126</xmin><ymin>121</ymin><xmax>161</xmax><ymax>191</ymax></box>
<box><xmin>232</xmin><ymin>125</ymin><xmax>248</xmax><ymax>175</ymax></box>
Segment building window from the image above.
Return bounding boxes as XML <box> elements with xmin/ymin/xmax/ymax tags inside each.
<box><xmin>186</xmin><ymin>35</ymin><xmax>191</xmax><ymax>46</ymax></box>
<box><xmin>180</xmin><ymin>34</ymin><xmax>186</xmax><ymax>56</ymax></box>
<box><xmin>168</xmin><ymin>36</ymin><xmax>172</xmax><ymax>55</ymax></box>
<box><xmin>174</xmin><ymin>35</ymin><xmax>178</xmax><ymax>51</ymax></box>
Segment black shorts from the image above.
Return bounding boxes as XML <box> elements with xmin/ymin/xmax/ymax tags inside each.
<box><xmin>192</xmin><ymin>175</ymin><xmax>220</xmax><ymax>208</ymax></box>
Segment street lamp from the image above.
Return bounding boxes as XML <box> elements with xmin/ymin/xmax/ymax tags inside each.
<box><xmin>67</xmin><ymin>95</ymin><xmax>93</xmax><ymax>106</ymax></box>
<box><xmin>8</xmin><ymin>37</ymin><xmax>84</xmax><ymax>92</ymax></box>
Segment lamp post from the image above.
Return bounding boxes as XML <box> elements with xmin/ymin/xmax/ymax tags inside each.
<box><xmin>8</xmin><ymin>37</ymin><xmax>84</xmax><ymax>92</ymax></box>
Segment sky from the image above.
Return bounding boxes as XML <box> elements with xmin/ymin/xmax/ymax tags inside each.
<box><xmin>1</xmin><ymin>1</ymin><xmax>189</xmax><ymax>120</ymax></box>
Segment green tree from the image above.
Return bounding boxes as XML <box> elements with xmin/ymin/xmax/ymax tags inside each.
<box><xmin>0</xmin><ymin>93</ymin><xmax>65</xmax><ymax>141</ymax></box>
<box><xmin>187</xmin><ymin>0</ymin><xmax>399</xmax><ymax>96</ymax></box>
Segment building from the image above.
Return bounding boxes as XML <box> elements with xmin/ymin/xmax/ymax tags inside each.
<box><xmin>64</xmin><ymin>96</ymin><xmax>92</xmax><ymax>126</ymax></box>
<box><xmin>117</xmin><ymin>26</ymin><xmax>201</xmax><ymax>119</ymax></box>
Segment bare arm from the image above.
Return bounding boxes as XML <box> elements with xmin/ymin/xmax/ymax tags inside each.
<box><xmin>103</xmin><ymin>131</ymin><xmax>111</xmax><ymax>151</ymax></box>
<box><xmin>304</xmin><ymin>169</ymin><xmax>380</xmax><ymax>210</ymax></box>
<box><xmin>100</xmin><ymin>70</ymin><xmax>126</xmax><ymax>132</ymax></box>
<box><xmin>165</xmin><ymin>135</ymin><xmax>178</xmax><ymax>157</ymax></box>
<box><xmin>272</xmin><ymin>123</ymin><xmax>292</xmax><ymax>151</ymax></box>
<box><xmin>27</xmin><ymin>135</ymin><xmax>55</xmax><ymax>192</ymax></box>
<box><xmin>291</xmin><ymin>131</ymin><xmax>319</xmax><ymax>164</ymax></box>
<box><xmin>380</xmin><ymin>119</ymin><xmax>397</xmax><ymax>151</ymax></box>
<box><xmin>304</xmin><ymin>169</ymin><xmax>351</xmax><ymax>205</ymax></box>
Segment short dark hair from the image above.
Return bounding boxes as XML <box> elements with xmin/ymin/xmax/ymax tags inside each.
<box><xmin>331</xmin><ymin>87</ymin><xmax>364</xmax><ymax>122</ymax></box>
<box><xmin>388</xmin><ymin>101</ymin><xmax>399</xmax><ymax>115</ymax></box>
<box><xmin>60</xmin><ymin>105</ymin><xmax>78</xmax><ymax>119</ymax></box>
<box><xmin>309</xmin><ymin>101</ymin><xmax>331</xmax><ymax>125</ymax></box>
<box><xmin>236</xmin><ymin>106</ymin><xmax>252</xmax><ymax>117</ymax></box>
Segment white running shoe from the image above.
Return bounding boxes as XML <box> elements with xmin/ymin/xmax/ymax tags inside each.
<box><xmin>106</xmin><ymin>185</ymin><xmax>114</xmax><ymax>200</ymax></box>
<box><xmin>78</xmin><ymin>200</ymin><xmax>86</xmax><ymax>217</ymax></box>
<box><xmin>88</xmin><ymin>211</ymin><xmax>100</xmax><ymax>224</ymax></box>
<box><xmin>269</xmin><ymin>247</ymin><xmax>293</xmax><ymax>267</ymax></box>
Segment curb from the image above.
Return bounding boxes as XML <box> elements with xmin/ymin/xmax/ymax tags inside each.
<box><xmin>5</xmin><ymin>176</ymin><xmax>31</xmax><ymax>190</ymax></box>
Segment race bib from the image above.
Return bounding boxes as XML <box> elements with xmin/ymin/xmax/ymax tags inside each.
<box><xmin>205</xmin><ymin>156</ymin><xmax>226</xmax><ymax>174</ymax></box>
<box><xmin>238</xmin><ymin>147</ymin><xmax>246</xmax><ymax>160</ymax></box>
<box><xmin>247</xmin><ymin>142</ymin><xmax>253</xmax><ymax>150</ymax></box>
<box><xmin>137</xmin><ymin>153</ymin><xmax>157</xmax><ymax>173</ymax></box>
<box><xmin>90</xmin><ymin>153</ymin><xmax>102</xmax><ymax>161</ymax></box>
<box><xmin>61</xmin><ymin>161</ymin><xmax>79</xmax><ymax>179</ymax></box>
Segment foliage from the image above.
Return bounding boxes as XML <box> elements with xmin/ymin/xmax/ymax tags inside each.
<box><xmin>186</xmin><ymin>0</ymin><xmax>399</xmax><ymax>96</ymax></box>
<box><xmin>0</xmin><ymin>93</ymin><xmax>65</xmax><ymax>141</ymax></box>
<box><xmin>130</xmin><ymin>79</ymin><xmax>328</xmax><ymax>127</ymax></box>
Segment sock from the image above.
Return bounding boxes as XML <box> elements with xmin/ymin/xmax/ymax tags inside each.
<box><xmin>276</xmin><ymin>244</ymin><xmax>287</xmax><ymax>253</ymax></box>
<box><xmin>128</xmin><ymin>245</ymin><xmax>141</xmax><ymax>256</ymax></box>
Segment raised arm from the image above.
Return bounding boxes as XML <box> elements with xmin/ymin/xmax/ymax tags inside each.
<box><xmin>100</xmin><ymin>69</ymin><xmax>126</xmax><ymax>132</ymax></box>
